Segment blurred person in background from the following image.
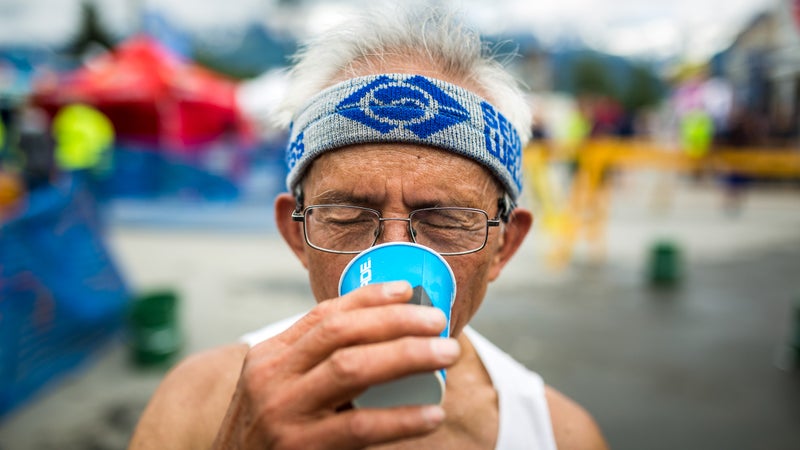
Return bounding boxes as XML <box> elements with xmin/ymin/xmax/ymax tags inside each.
<box><xmin>0</xmin><ymin>101</ymin><xmax>54</xmax><ymax>221</ymax></box>
<box><xmin>51</xmin><ymin>102</ymin><xmax>115</xmax><ymax>226</ymax></box>
<box><xmin>17</xmin><ymin>103</ymin><xmax>57</xmax><ymax>191</ymax></box>
<box><xmin>52</xmin><ymin>102</ymin><xmax>115</xmax><ymax>191</ymax></box>
<box><xmin>680</xmin><ymin>109</ymin><xmax>714</xmax><ymax>160</ymax></box>
<box><xmin>129</xmin><ymin>4</ymin><xmax>607</xmax><ymax>449</ymax></box>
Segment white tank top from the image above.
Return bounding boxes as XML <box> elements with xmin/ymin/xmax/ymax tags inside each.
<box><xmin>241</xmin><ymin>315</ymin><xmax>557</xmax><ymax>450</ymax></box>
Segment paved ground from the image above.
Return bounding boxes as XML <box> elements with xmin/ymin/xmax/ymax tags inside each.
<box><xmin>1</xmin><ymin>175</ymin><xmax>800</xmax><ymax>450</ymax></box>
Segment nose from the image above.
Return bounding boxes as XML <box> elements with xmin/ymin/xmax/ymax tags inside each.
<box><xmin>376</xmin><ymin>218</ymin><xmax>414</xmax><ymax>245</ymax></box>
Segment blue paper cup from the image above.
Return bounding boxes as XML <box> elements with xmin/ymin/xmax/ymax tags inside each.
<box><xmin>338</xmin><ymin>242</ymin><xmax>456</xmax><ymax>408</ymax></box>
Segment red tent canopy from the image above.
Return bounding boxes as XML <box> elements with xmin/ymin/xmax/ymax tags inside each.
<box><xmin>794</xmin><ymin>0</ymin><xmax>800</xmax><ymax>32</ymax></box>
<box><xmin>33</xmin><ymin>35</ymin><xmax>247</xmax><ymax>151</ymax></box>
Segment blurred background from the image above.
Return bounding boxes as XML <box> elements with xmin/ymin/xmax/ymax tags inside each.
<box><xmin>1</xmin><ymin>0</ymin><xmax>799</xmax><ymax>449</ymax></box>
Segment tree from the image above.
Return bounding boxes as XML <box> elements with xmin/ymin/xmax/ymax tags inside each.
<box><xmin>64</xmin><ymin>1</ymin><xmax>116</xmax><ymax>58</ymax></box>
<box><xmin>571</xmin><ymin>53</ymin><xmax>616</xmax><ymax>98</ymax></box>
<box><xmin>621</xmin><ymin>63</ymin><xmax>664</xmax><ymax>112</ymax></box>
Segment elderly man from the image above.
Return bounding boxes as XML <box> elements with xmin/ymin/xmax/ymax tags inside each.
<box><xmin>130</xmin><ymin>5</ymin><xmax>607</xmax><ymax>450</ymax></box>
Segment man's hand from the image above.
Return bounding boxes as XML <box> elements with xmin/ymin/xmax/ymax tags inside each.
<box><xmin>212</xmin><ymin>281</ymin><xmax>460</xmax><ymax>449</ymax></box>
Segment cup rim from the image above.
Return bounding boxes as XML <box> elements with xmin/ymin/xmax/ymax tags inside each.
<box><xmin>337</xmin><ymin>242</ymin><xmax>456</xmax><ymax>303</ymax></box>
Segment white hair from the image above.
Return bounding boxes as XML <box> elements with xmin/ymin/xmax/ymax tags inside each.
<box><xmin>273</xmin><ymin>3</ymin><xmax>532</xmax><ymax>145</ymax></box>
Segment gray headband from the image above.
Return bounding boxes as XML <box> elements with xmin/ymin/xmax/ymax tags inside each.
<box><xmin>286</xmin><ymin>73</ymin><xmax>523</xmax><ymax>199</ymax></box>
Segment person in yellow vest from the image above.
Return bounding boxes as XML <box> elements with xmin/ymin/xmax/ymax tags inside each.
<box><xmin>52</xmin><ymin>103</ymin><xmax>115</xmax><ymax>225</ymax></box>
<box><xmin>52</xmin><ymin>103</ymin><xmax>115</xmax><ymax>177</ymax></box>
<box><xmin>680</xmin><ymin>109</ymin><xmax>714</xmax><ymax>159</ymax></box>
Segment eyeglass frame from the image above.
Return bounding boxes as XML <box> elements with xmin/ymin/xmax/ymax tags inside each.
<box><xmin>291</xmin><ymin>193</ymin><xmax>514</xmax><ymax>256</ymax></box>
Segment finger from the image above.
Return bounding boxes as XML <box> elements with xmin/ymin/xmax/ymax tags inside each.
<box><xmin>287</xmin><ymin>303</ymin><xmax>447</xmax><ymax>372</ymax></box>
<box><xmin>297</xmin><ymin>337</ymin><xmax>460</xmax><ymax>410</ymax></box>
<box><xmin>243</xmin><ymin>282</ymin><xmax>418</xmax><ymax>384</ymax></box>
<box><xmin>276</xmin><ymin>405</ymin><xmax>445</xmax><ymax>450</ymax></box>
<box><xmin>265</xmin><ymin>281</ymin><xmax>414</xmax><ymax>350</ymax></box>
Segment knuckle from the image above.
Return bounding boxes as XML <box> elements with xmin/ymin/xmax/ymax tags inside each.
<box><xmin>348</xmin><ymin>410</ymin><xmax>375</xmax><ymax>443</ymax></box>
<box><xmin>328</xmin><ymin>348</ymin><xmax>363</xmax><ymax>382</ymax></box>
<box><xmin>398</xmin><ymin>337</ymin><xmax>425</xmax><ymax>362</ymax></box>
<box><xmin>319</xmin><ymin>315</ymin><xmax>350</xmax><ymax>341</ymax></box>
<box><xmin>307</xmin><ymin>300</ymin><xmax>334</xmax><ymax>321</ymax></box>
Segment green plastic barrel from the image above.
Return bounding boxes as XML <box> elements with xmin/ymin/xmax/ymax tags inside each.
<box><xmin>647</xmin><ymin>240</ymin><xmax>683</xmax><ymax>287</ymax></box>
<box><xmin>129</xmin><ymin>289</ymin><xmax>182</xmax><ymax>367</ymax></box>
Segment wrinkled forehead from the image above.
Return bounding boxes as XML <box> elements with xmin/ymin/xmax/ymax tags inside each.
<box><xmin>299</xmin><ymin>143</ymin><xmax>503</xmax><ymax>207</ymax></box>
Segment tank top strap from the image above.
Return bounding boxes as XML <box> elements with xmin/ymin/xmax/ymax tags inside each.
<box><xmin>240</xmin><ymin>313</ymin><xmax>303</xmax><ymax>347</ymax></box>
<box><xmin>464</xmin><ymin>327</ymin><xmax>557</xmax><ymax>450</ymax></box>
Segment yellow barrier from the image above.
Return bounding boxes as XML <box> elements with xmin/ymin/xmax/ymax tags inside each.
<box><xmin>523</xmin><ymin>144</ymin><xmax>583</xmax><ymax>267</ymax></box>
<box><xmin>524</xmin><ymin>138</ymin><xmax>800</xmax><ymax>268</ymax></box>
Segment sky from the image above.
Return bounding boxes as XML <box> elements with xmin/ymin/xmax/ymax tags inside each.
<box><xmin>0</xmin><ymin>0</ymin><xmax>781</xmax><ymax>62</ymax></box>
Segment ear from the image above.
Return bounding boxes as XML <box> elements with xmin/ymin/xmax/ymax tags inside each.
<box><xmin>487</xmin><ymin>207</ymin><xmax>533</xmax><ymax>282</ymax></box>
<box><xmin>275</xmin><ymin>193</ymin><xmax>309</xmax><ymax>269</ymax></box>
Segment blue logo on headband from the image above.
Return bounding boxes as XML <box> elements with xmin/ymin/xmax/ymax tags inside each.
<box><xmin>287</xmin><ymin>130</ymin><xmax>305</xmax><ymax>170</ymax></box>
<box><xmin>481</xmin><ymin>101</ymin><xmax>522</xmax><ymax>191</ymax></box>
<box><xmin>336</xmin><ymin>75</ymin><xmax>470</xmax><ymax>139</ymax></box>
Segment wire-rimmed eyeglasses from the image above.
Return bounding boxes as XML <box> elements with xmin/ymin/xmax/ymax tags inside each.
<box><xmin>291</xmin><ymin>200</ymin><xmax>510</xmax><ymax>255</ymax></box>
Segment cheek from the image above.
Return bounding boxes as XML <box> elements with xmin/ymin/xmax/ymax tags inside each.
<box><xmin>447</xmin><ymin>255</ymin><xmax>492</xmax><ymax>335</ymax></box>
<box><xmin>306</xmin><ymin>253</ymin><xmax>355</xmax><ymax>302</ymax></box>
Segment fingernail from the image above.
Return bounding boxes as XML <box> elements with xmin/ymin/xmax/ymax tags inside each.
<box><xmin>421</xmin><ymin>405</ymin><xmax>445</xmax><ymax>427</ymax></box>
<box><xmin>382</xmin><ymin>281</ymin><xmax>409</xmax><ymax>298</ymax></box>
<box><xmin>431</xmin><ymin>338</ymin><xmax>460</xmax><ymax>360</ymax></box>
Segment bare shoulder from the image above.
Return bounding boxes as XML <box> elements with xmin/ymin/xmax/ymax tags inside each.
<box><xmin>545</xmin><ymin>385</ymin><xmax>609</xmax><ymax>450</ymax></box>
<box><xmin>129</xmin><ymin>343</ymin><xmax>249</xmax><ymax>449</ymax></box>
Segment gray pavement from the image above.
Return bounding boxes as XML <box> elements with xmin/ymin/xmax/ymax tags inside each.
<box><xmin>1</xmin><ymin>176</ymin><xmax>800</xmax><ymax>450</ymax></box>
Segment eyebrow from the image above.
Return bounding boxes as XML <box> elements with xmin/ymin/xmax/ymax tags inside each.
<box><xmin>309</xmin><ymin>191</ymin><xmax>373</xmax><ymax>206</ymax></box>
<box><xmin>309</xmin><ymin>190</ymin><xmax>485</xmax><ymax>210</ymax></box>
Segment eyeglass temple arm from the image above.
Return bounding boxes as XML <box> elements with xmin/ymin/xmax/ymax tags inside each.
<box><xmin>291</xmin><ymin>189</ymin><xmax>305</xmax><ymax>220</ymax></box>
